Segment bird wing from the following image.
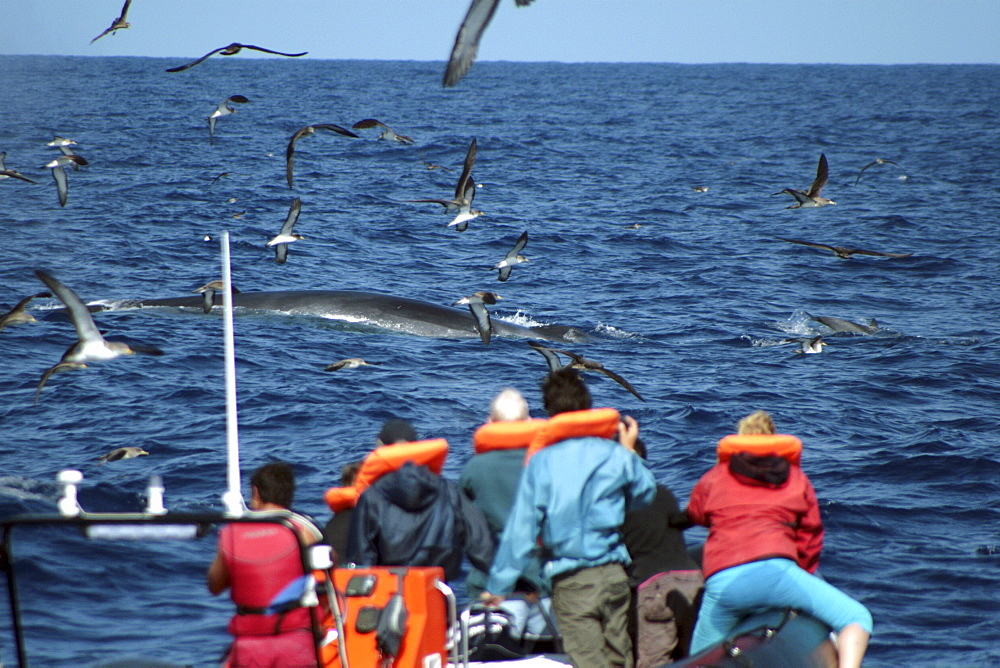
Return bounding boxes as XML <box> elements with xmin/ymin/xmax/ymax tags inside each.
<box><xmin>285</xmin><ymin>127</ymin><xmax>309</xmax><ymax>188</ymax></box>
<box><xmin>405</xmin><ymin>198</ymin><xmax>454</xmax><ymax>208</ymax></box>
<box><xmin>854</xmin><ymin>160</ymin><xmax>879</xmax><ymax>185</ymax></box>
<box><xmin>166</xmin><ymin>46</ymin><xmax>226</xmax><ymax>72</ymax></box>
<box><xmin>443</xmin><ymin>0</ymin><xmax>502</xmax><ymax>87</ymax></box>
<box><xmin>775</xmin><ymin>237</ymin><xmax>836</xmax><ymax>253</ymax></box>
<box><xmin>228</xmin><ymin>95</ymin><xmax>250</xmax><ymax>104</ymax></box>
<box><xmin>90</xmin><ymin>25</ymin><xmax>116</xmax><ymax>44</ymax></box>
<box><xmin>841</xmin><ymin>247</ymin><xmax>912</xmax><ymax>258</ymax></box>
<box><xmin>280</xmin><ymin>197</ymin><xmax>303</xmax><ymax>236</ymax></box>
<box><xmin>1</xmin><ymin>168</ymin><xmax>39</xmax><ymax>184</ymax></box>
<box><xmin>35</xmin><ymin>360</ymin><xmax>87</xmax><ymax>404</ymax></box>
<box><xmin>353</xmin><ymin>119</ymin><xmax>387</xmax><ymax>130</ymax></box>
<box><xmin>455</xmin><ymin>138</ymin><xmax>478</xmax><ymax>198</ymax></box>
<box><xmin>528</xmin><ymin>341</ymin><xmax>563</xmax><ymax>374</ymax></box>
<box><xmin>807</xmin><ymin>153</ymin><xmax>829</xmax><ymax>197</ymax></box>
<box><xmin>208</xmin><ymin>116</ymin><xmax>217</xmax><ymax>142</ymax></box>
<box><xmin>774</xmin><ymin>188</ymin><xmax>811</xmax><ymax>204</ymax></box>
<box><xmin>467</xmin><ymin>302</ymin><xmax>492</xmax><ymax>345</ymax></box>
<box><xmin>274</xmin><ymin>243</ymin><xmax>289</xmax><ymax>264</ymax></box>
<box><xmin>507</xmin><ymin>230</ymin><xmax>528</xmax><ymax>257</ymax></box>
<box><xmin>35</xmin><ymin>270</ymin><xmax>106</xmax><ymax>346</ymax></box>
<box><xmin>313</xmin><ymin>123</ymin><xmax>360</xmax><ymax>139</ymax></box>
<box><xmin>594</xmin><ymin>366</ymin><xmax>646</xmax><ymax>402</ymax></box>
<box><xmin>51</xmin><ymin>165</ymin><xmax>68</xmax><ymax>207</ymax></box>
<box><xmin>497</xmin><ymin>265</ymin><xmax>513</xmax><ymax>282</ymax></box>
<box><xmin>241</xmin><ymin>44</ymin><xmax>308</xmax><ymax>58</ymax></box>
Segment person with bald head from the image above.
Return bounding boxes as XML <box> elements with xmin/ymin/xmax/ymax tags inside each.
<box><xmin>460</xmin><ymin>388</ymin><xmax>559</xmax><ymax>649</ymax></box>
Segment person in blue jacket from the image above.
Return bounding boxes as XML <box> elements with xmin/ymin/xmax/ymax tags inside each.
<box><xmin>481</xmin><ymin>368</ymin><xmax>657</xmax><ymax>668</ymax></box>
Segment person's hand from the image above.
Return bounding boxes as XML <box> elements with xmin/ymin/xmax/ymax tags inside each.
<box><xmin>479</xmin><ymin>591</ymin><xmax>505</xmax><ymax>607</ymax></box>
<box><xmin>618</xmin><ymin>415</ymin><xmax>639</xmax><ymax>452</ymax></box>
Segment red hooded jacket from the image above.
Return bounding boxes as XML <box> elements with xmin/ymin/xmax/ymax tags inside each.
<box><xmin>687</xmin><ymin>453</ymin><xmax>823</xmax><ymax>580</ymax></box>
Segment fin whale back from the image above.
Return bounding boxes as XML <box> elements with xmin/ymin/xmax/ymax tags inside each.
<box><xmin>87</xmin><ymin>290</ymin><xmax>587</xmax><ymax>343</ymax></box>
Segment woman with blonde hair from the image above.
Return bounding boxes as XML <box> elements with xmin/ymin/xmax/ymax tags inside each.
<box><xmin>686</xmin><ymin>411</ymin><xmax>872</xmax><ymax>667</ymax></box>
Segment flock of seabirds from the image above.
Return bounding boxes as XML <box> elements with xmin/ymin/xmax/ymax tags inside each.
<box><xmin>2</xmin><ymin>0</ymin><xmax>916</xmax><ymax>464</ymax></box>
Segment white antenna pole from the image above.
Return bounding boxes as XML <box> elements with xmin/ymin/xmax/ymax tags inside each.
<box><xmin>220</xmin><ymin>231</ymin><xmax>245</xmax><ymax>516</ymax></box>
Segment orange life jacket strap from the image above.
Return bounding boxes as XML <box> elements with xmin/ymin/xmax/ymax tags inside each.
<box><xmin>525</xmin><ymin>408</ymin><xmax>621</xmax><ymax>461</ymax></box>
<box><xmin>324</xmin><ymin>438</ymin><xmax>449</xmax><ymax>511</ymax></box>
<box><xmin>716</xmin><ymin>434</ymin><xmax>802</xmax><ymax>465</ymax></box>
<box><xmin>473</xmin><ymin>419</ymin><xmax>547</xmax><ymax>453</ymax></box>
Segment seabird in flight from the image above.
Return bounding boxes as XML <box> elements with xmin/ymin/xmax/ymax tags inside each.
<box><xmin>91</xmin><ymin>0</ymin><xmax>132</xmax><ymax>44</ymax></box>
<box><xmin>192</xmin><ymin>280</ymin><xmax>241</xmax><ymax>313</ymax></box>
<box><xmin>33</xmin><ymin>270</ymin><xmax>163</xmax><ymax>403</ymax></box>
<box><xmin>493</xmin><ymin>231</ymin><xmax>529</xmax><ymax>282</ymax></box>
<box><xmin>97</xmin><ymin>446</ymin><xmax>149</xmax><ymax>464</ymax></box>
<box><xmin>854</xmin><ymin>158</ymin><xmax>907</xmax><ymax>185</ymax></box>
<box><xmin>207</xmin><ymin>95</ymin><xmax>250</xmax><ymax>144</ymax></box>
<box><xmin>166</xmin><ymin>43</ymin><xmax>308</xmax><ymax>72</ymax></box>
<box><xmin>0</xmin><ymin>152</ymin><xmax>39</xmax><ymax>184</ymax></box>
<box><xmin>528</xmin><ymin>342</ymin><xmax>646</xmax><ymax>401</ymax></box>
<box><xmin>46</xmin><ymin>136</ymin><xmax>78</xmax><ymax>148</ymax></box>
<box><xmin>285</xmin><ymin>123</ymin><xmax>359</xmax><ymax>189</ymax></box>
<box><xmin>406</xmin><ymin>138</ymin><xmax>482</xmax><ymax>231</ymax></box>
<box><xmin>773</xmin><ymin>153</ymin><xmax>836</xmax><ymax>208</ymax></box>
<box><xmin>352</xmin><ymin>119</ymin><xmax>414</xmax><ymax>144</ymax></box>
<box><xmin>453</xmin><ymin>290</ymin><xmax>502</xmax><ymax>345</ymax></box>
<box><xmin>266</xmin><ymin>198</ymin><xmax>304</xmax><ymax>264</ymax></box>
<box><xmin>324</xmin><ymin>358</ymin><xmax>382</xmax><ymax>372</ymax></box>
<box><xmin>775</xmin><ymin>237</ymin><xmax>912</xmax><ymax>259</ymax></box>
<box><xmin>443</xmin><ymin>0</ymin><xmax>536</xmax><ymax>87</ymax></box>
<box><xmin>0</xmin><ymin>292</ymin><xmax>51</xmax><ymax>333</ymax></box>
<box><xmin>41</xmin><ymin>154</ymin><xmax>88</xmax><ymax>207</ymax></box>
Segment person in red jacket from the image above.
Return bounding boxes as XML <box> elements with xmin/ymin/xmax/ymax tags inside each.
<box><xmin>686</xmin><ymin>411</ymin><xmax>871</xmax><ymax>668</ymax></box>
<box><xmin>208</xmin><ymin>461</ymin><xmax>321</xmax><ymax>667</ymax></box>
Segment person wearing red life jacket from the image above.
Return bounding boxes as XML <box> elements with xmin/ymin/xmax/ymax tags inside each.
<box><xmin>208</xmin><ymin>461</ymin><xmax>322</xmax><ymax>667</ymax></box>
<box><xmin>686</xmin><ymin>410</ymin><xmax>872</xmax><ymax>668</ymax></box>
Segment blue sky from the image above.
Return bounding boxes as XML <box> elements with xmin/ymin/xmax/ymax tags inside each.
<box><xmin>1</xmin><ymin>0</ymin><xmax>997</xmax><ymax>65</ymax></box>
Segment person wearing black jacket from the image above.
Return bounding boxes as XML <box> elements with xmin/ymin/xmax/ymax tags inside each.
<box><xmin>623</xmin><ymin>440</ymin><xmax>703</xmax><ymax>667</ymax></box>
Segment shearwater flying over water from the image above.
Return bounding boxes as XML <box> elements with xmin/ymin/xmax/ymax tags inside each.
<box><xmin>528</xmin><ymin>341</ymin><xmax>645</xmax><ymax>401</ymax></box>
<box><xmin>166</xmin><ymin>43</ymin><xmax>308</xmax><ymax>73</ymax></box>
<box><xmin>406</xmin><ymin>138</ymin><xmax>482</xmax><ymax>231</ymax></box>
<box><xmin>453</xmin><ymin>290</ymin><xmax>502</xmax><ymax>345</ymax></box>
<box><xmin>33</xmin><ymin>270</ymin><xmax>163</xmax><ymax>403</ymax></box>
<box><xmin>443</xmin><ymin>0</ymin><xmax>536</xmax><ymax>87</ymax></box>
<box><xmin>0</xmin><ymin>152</ymin><xmax>39</xmax><ymax>184</ymax></box>
<box><xmin>493</xmin><ymin>231</ymin><xmax>529</xmax><ymax>282</ymax></box>
<box><xmin>773</xmin><ymin>153</ymin><xmax>836</xmax><ymax>208</ymax></box>
<box><xmin>324</xmin><ymin>358</ymin><xmax>382</xmax><ymax>372</ymax></box>
<box><xmin>90</xmin><ymin>0</ymin><xmax>132</xmax><ymax>44</ymax></box>
<box><xmin>352</xmin><ymin>119</ymin><xmax>414</xmax><ymax>144</ymax></box>
<box><xmin>854</xmin><ymin>158</ymin><xmax>908</xmax><ymax>185</ymax></box>
<box><xmin>41</xmin><ymin>154</ymin><xmax>88</xmax><ymax>207</ymax></box>
<box><xmin>775</xmin><ymin>237</ymin><xmax>912</xmax><ymax>259</ymax></box>
<box><xmin>285</xmin><ymin>124</ymin><xmax>359</xmax><ymax>189</ymax></box>
<box><xmin>0</xmin><ymin>292</ymin><xmax>51</xmax><ymax>333</ymax></box>
<box><xmin>266</xmin><ymin>198</ymin><xmax>304</xmax><ymax>264</ymax></box>
<box><xmin>192</xmin><ymin>280</ymin><xmax>241</xmax><ymax>314</ymax></box>
<box><xmin>207</xmin><ymin>95</ymin><xmax>250</xmax><ymax>144</ymax></box>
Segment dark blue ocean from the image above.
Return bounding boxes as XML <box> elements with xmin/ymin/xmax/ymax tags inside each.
<box><xmin>0</xmin><ymin>56</ymin><xmax>997</xmax><ymax>666</ymax></box>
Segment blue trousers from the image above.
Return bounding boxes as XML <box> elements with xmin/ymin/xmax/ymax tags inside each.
<box><xmin>690</xmin><ymin>558</ymin><xmax>873</xmax><ymax>655</ymax></box>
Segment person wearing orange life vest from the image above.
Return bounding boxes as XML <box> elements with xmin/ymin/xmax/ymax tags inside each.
<box><xmin>686</xmin><ymin>410</ymin><xmax>872</xmax><ymax>668</ymax></box>
<box><xmin>459</xmin><ymin>387</ymin><xmax>558</xmax><ymax>646</ymax></box>
<box><xmin>321</xmin><ymin>419</ymin><xmax>416</xmax><ymax>560</ymax></box>
<box><xmin>481</xmin><ymin>368</ymin><xmax>656</xmax><ymax>668</ymax></box>
<box><xmin>207</xmin><ymin>461</ymin><xmax>322</xmax><ymax>668</ymax></box>
<box><xmin>346</xmin><ymin>421</ymin><xmax>495</xmax><ymax>582</ymax></box>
